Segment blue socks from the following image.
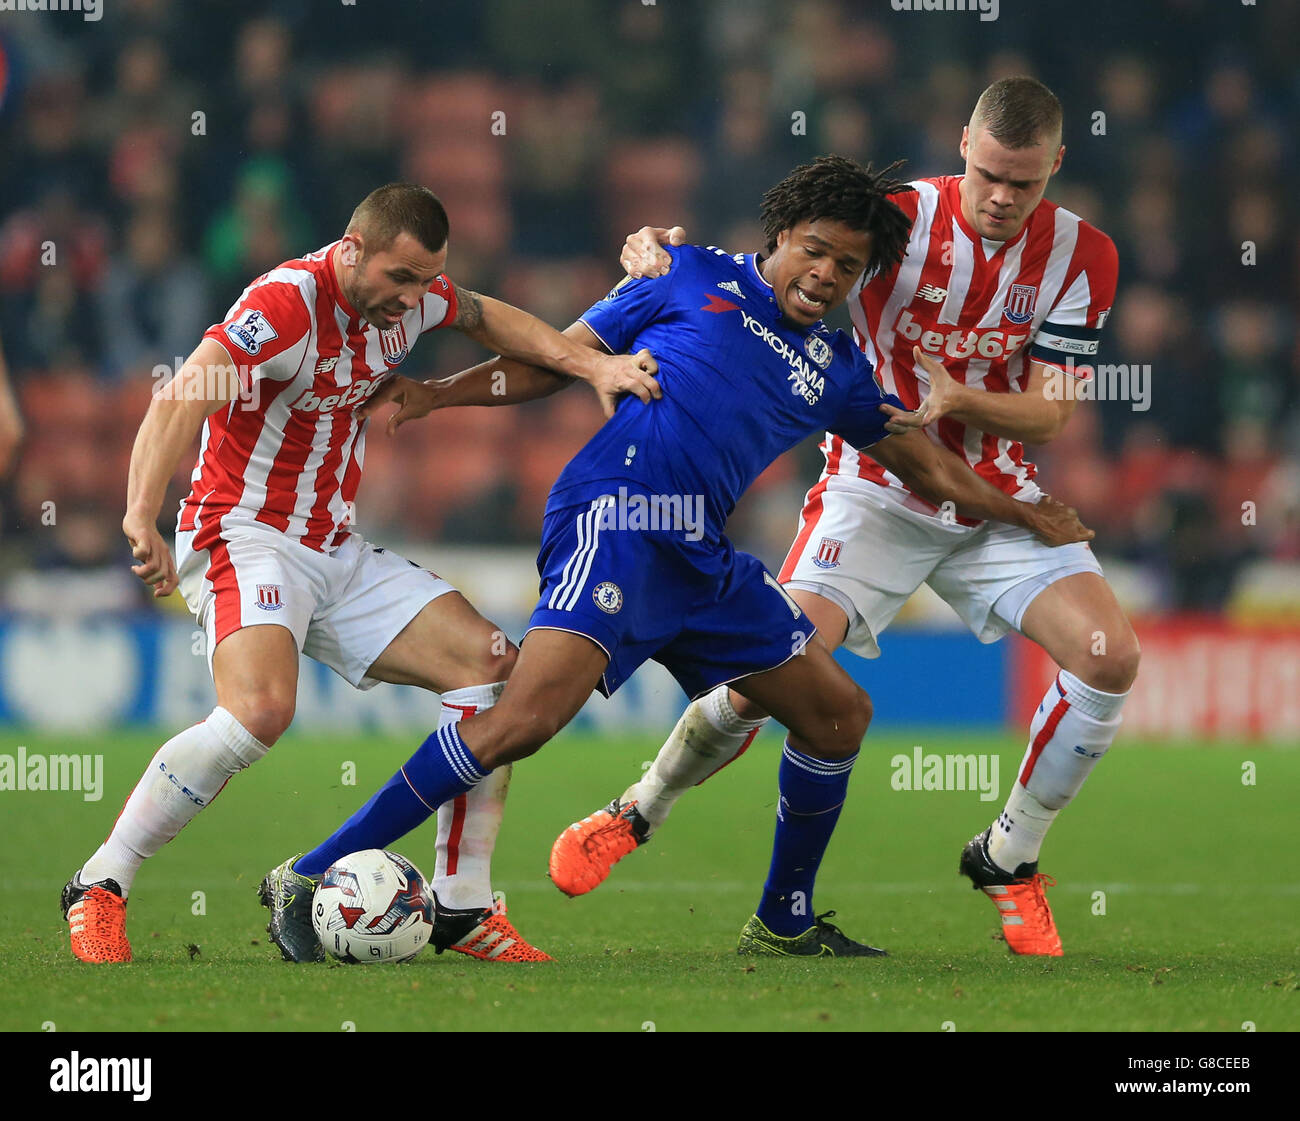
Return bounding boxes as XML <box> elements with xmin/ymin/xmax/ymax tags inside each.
<box><xmin>296</xmin><ymin>724</ymin><xmax>488</xmax><ymax>877</ymax></box>
<box><xmin>756</xmin><ymin>743</ymin><xmax>857</xmax><ymax>937</ymax></box>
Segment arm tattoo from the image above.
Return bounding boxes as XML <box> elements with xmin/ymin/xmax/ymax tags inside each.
<box><xmin>452</xmin><ymin>285</ymin><xmax>484</xmax><ymax>333</ymax></box>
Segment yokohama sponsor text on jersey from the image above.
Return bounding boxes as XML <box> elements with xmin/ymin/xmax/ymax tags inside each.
<box><xmin>179</xmin><ymin>242</ymin><xmax>457</xmax><ymax>552</ymax></box>
<box><xmin>827</xmin><ymin>175</ymin><xmax>1117</xmax><ymax>525</ymax></box>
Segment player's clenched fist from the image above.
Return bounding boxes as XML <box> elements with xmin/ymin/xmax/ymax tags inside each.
<box><xmin>122</xmin><ymin>511</ymin><xmax>178</xmax><ymax>597</ymax></box>
<box><xmin>620</xmin><ymin>226</ymin><xmax>685</xmax><ymax>278</ymax></box>
<box><xmin>1024</xmin><ymin>494</ymin><xmax>1093</xmax><ymax>548</ymax></box>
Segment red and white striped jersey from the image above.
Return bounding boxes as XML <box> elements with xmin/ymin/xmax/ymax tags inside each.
<box><xmin>825</xmin><ymin>175</ymin><xmax>1118</xmax><ymax>523</ymax></box>
<box><xmin>178</xmin><ymin>241</ymin><xmax>457</xmax><ymax>552</ymax></box>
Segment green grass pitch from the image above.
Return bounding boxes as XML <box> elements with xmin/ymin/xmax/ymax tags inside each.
<box><xmin>3</xmin><ymin>728</ymin><xmax>1296</xmax><ymax>1032</ymax></box>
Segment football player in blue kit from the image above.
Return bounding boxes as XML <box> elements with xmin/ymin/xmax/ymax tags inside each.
<box><xmin>265</xmin><ymin>156</ymin><xmax>1091</xmax><ymax>957</ymax></box>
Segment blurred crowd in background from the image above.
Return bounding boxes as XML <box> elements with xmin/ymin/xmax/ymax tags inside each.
<box><xmin>0</xmin><ymin>0</ymin><xmax>1296</xmax><ymax>616</ymax></box>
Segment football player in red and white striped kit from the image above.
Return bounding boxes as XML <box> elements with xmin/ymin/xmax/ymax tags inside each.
<box><xmin>62</xmin><ymin>183</ymin><xmax>660</xmax><ymax>964</ymax></box>
<box><xmin>551</xmin><ymin>78</ymin><xmax>1137</xmax><ymax>957</ymax></box>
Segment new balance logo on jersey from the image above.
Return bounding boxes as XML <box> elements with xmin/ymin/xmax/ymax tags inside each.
<box><xmin>717</xmin><ymin>280</ymin><xmax>745</xmax><ymax>300</ymax></box>
<box><xmin>315</xmin><ymin>356</ymin><xmax>340</xmax><ymax>374</ymax></box>
<box><xmin>289</xmin><ymin>376</ymin><xmax>388</xmax><ymax>412</ymax></box>
<box><xmin>917</xmin><ymin>284</ymin><xmax>947</xmax><ymax>303</ymax></box>
<box><xmin>895</xmin><ymin>308</ymin><xmax>1029</xmax><ymax>363</ymax></box>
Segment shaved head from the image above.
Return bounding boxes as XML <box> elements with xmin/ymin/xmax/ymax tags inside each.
<box><xmin>970</xmin><ymin>76</ymin><xmax>1062</xmax><ymax>150</ymax></box>
<box><xmin>346</xmin><ymin>183</ymin><xmax>449</xmax><ymax>256</ymax></box>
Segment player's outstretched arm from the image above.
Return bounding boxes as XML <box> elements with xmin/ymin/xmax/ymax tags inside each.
<box><xmin>124</xmin><ymin>337</ymin><xmax>241</xmax><ymax>597</ymax></box>
<box><xmin>881</xmin><ymin>347</ymin><xmax>1077</xmax><ymax>445</ymax></box>
<box><xmin>449</xmin><ymin>285</ymin><xmax>660</xmax><ymax>416</ymax></box>
<box><xmin>356</xmin><ymin>361</ymin><xmax>559</xmax><ymax>435</ymax></box>
<box><xmin>869</xmin><ymin>426</ymin><xmax>1093</xmax><ymax>547</ymax></box>
<box><xmin>619</xmin><ymin>225</ymin><xmax>687</xmax><ymax>279</ymax></box>
<box><xmin>359</xmin><ymin>322</ymin><xmax>635</xmax><ymax>434</ymax></box>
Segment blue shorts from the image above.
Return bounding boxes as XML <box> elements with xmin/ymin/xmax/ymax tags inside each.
<box><xmin>529</xmin><ymin>493</ymin><xmax>816</xmax><ymax>699</ymax></box>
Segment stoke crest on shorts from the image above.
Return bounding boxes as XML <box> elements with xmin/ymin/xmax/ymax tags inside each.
<box><xmin>812</xmin><ymin>537</ymin><xmax>843</xmax><ymax>569</ymax></box>
<box><xmin>256</xmin><ymin>583</ymin><xmax>283</xmax><ymax>611</ymax></box>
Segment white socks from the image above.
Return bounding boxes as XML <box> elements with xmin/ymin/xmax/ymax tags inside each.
<box><xmin>626</xmin><ymin>685</ymin><xmax>769</xmax><ymax>830</ymax></box>
<box><xmin>989</xmin><ymin>669</ymin><xmax>1128</xmax><ymax>872</ymax></box>
<box><xmin>990</xmin><ymin>783</ymin><xmax>1056</xmax><ymax>874</ymax></box>
<box><xmin>80</xmin><ymin>683</ymin><xmax>515</xmax><ymax>912</ymax></box>
<box><xmin>80</xmin><ymin>706</ymin><xmax>268</xmax><ymax>897</ymax></box>
<box><xmin>433</xmin><ymin>682</ymin><xmax>507</xmax><ymax>911</ymax></box>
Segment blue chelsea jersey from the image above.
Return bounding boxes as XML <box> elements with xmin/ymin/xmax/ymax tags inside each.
<box><xmin>549</xmin><ymin>244</ymin><xmax>904</xmax><ymax>539</ymax></box>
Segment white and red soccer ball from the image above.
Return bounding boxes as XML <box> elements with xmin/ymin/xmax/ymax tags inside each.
<box><xmin>311</xmin><ymin>849</ymin><xmax>435</xmax><ymax>964</ymax></box>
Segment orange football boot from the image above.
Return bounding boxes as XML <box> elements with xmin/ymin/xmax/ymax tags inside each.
<box><xmin>549</xmin><ymin>797</ymin><xmax>650</xmax><ymax>898</ymax></box>
<box><xmin>62</xmin><ymin>875</ymin><xmax>132</xmax><ymax>963</ymax></box>
<box><xmin>433</xmin><ymin>894</ymin><xmax>553</xmax><ymax>963</ymax></box>
<box><xmin>960</xmin><ymin>828</ymin><xmax>1064</xmax><ymax>956</ymax></box>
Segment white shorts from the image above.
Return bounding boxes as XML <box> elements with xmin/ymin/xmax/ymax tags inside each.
<box><xmin>175</xmin><ymin>521</ymin><xmax>455</xmax><ymax>689</ymax></box>
<box><xmin>779</xmin><ymin>478</ymin><xmax>1103</xmax><ymax>658</ymax></box>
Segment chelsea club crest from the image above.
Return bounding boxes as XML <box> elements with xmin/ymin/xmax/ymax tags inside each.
<box><xmin>592</xmin><ymin>582</ymin><xmax>624</xmax><ymax>614</ymax></box>
<box><xmin>804</xmin><ymin>334</ymin><xmax>832</xmax><ymax>369</ymax></box>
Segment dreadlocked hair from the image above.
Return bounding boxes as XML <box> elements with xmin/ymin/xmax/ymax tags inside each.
<box><xmin>760</xmin><ymin>155</ymin><xmax>914</xmax><ymax>279</ymax></box>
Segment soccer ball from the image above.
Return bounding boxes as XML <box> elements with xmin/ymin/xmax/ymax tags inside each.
<box><xmin>311</xmin><ymin>849</ymin><xmax>435</xmax><ymax>964</ymax></box>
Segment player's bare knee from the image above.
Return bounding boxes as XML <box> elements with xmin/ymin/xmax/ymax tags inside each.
<box><xmin>1077</xmin><ymin>633</ymin><xmax>1141</xmax><ymax>693</ymax></box>
<box><xmin>855</xmin><ymin>687</ymin><xmax>874</xmax><ymax>735</ymax></box>
<box><xmin>832</xmin><ymin>689</ymin><xmax>872</xmax><ymax>755</ymax></box>
<box><xmin>797</xmin><ymin>686</ymin><xmax>870</xmax><ymax>760</ymax></box>
<box><xmin>443</xmin><ymin>635</ymin><xmax>517</xmax><ymax>691</ymax></box>
<box><xmin>228</xmin><ymin>696</ymin><xmax>295</xmax><ymax>746</ymax></box>
<box><xmin>483</xmin><ymin>641</ymin><xmax>518</xmax><ymax>683</ymax></box>
<box><xmin>1095</xmin><ymin>645</ymin><xmax>1140</xmax><ymax>693</ymax></box>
